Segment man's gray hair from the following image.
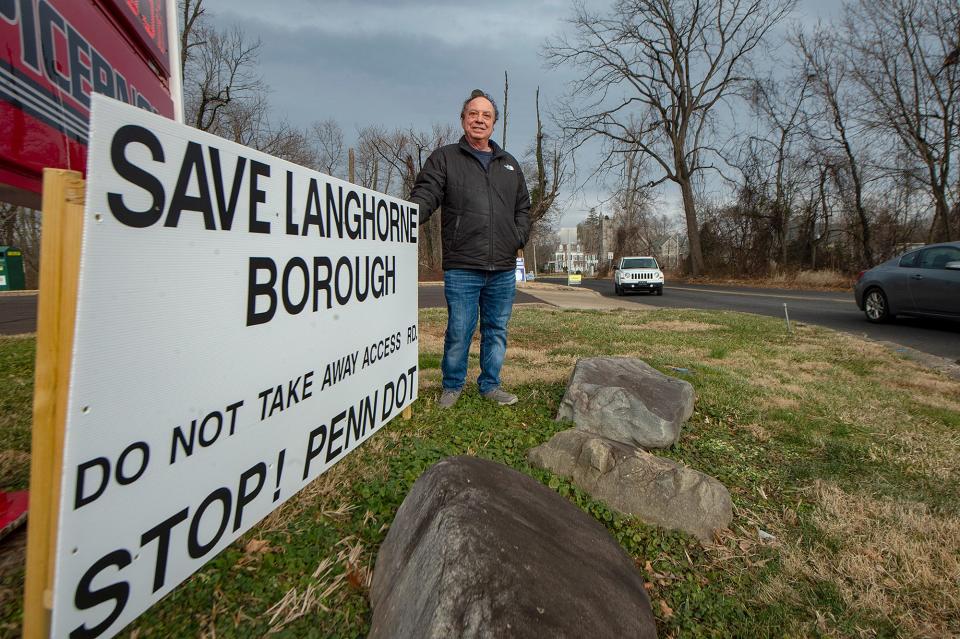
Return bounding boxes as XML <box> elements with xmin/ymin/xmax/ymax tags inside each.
<box><xmin>460</xmin><ymin>89</ymin><xmax>499</xmax><ymax>122</ymax></box>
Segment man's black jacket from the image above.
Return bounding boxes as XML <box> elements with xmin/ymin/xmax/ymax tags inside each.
<box><xmin>410</xmin><ymin>136</ymin><xmax>531</xmax><ymax>271</ymax></box>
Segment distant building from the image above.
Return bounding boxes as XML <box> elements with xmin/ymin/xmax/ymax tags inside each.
<box><xmin>658</xmin><ymin>234</ymin><xmax>688</xmax><ymax>269</ymax></box>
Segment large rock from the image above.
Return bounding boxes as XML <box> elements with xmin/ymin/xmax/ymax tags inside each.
<box><xmin>557</xmin><ymin>357</ymin><xmax>695</xmax><ymax>449</ymax></box>
<box><xmin>528</xmin><ymin>430</ymin><xmax>732</xmax><ymax>542</ymax></box>
<box><xmin>369</xmin><ymin>456</ymin><xmax>657</xmax><ymax>639</ymax></box>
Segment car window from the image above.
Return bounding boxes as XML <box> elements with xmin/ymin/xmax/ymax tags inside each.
<box><xmin>621</xmin><ymin>258</ymin><xmax>658</xmax><ymax>269</ymax></box>
<box><xmin>918</xmin><ymin>246</ymin><xmax>960</xmax><ymax>269</ymax></box>
<box><xmin>899</xmin><ymin>251</ymin><xmax>920</xmax><ymax>268</ymax></box>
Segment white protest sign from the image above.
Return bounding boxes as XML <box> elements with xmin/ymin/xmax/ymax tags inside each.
<box><xmin>51</xmin><ymin>95</ymin><xmax>419</xmax><ymax>639</ymax></box>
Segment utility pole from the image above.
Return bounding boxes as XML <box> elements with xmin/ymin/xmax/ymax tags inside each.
<box><xmin>598</xmin><ymin>214</ymin><xmax>605</xmax><ymax>271</ymax></box>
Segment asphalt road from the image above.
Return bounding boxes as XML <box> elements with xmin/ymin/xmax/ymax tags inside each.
<box><xmin>0</xmin><ymin>295</ymin><xmax>36</xmax><ymax>335</ymax></box>
<box><xmin>4</xmin><ymin>282</ymin><xmax>958</xmax><ymax>363</ymax></box>
<box><xmin>557</xmin><ymin>276</ymin><xmax>960</xmax><ymax>363</ymax></box>
<box><xmin>418</xmin><ymin>285</ymin><xmax>542</xmax><ymax>310</ymax></box>
<box><xmin>0</xmin><ymin>287</ymin><xmax>544</xmax><ymax>336</ymax></box>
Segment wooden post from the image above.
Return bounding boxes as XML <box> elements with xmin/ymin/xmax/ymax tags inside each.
<box><xmin>22</xmin><ymin>169</ymin><xmax>85</xmax><ymax>639</ymax></box>
<box><xmin>348</xmin><ymin>148</ymin><xmax>355</xmax><ymax>184</ymax></box>
<box><xmin>402</xmin><ymin>405</ymin><xmax>412</xmax><ymax>420</ymax></box>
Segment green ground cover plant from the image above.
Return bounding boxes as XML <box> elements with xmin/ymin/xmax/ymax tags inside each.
<box><xmin>1</xmin><ymin>306</ymin><xmax>958</xmax><ymax>637</ymax></box>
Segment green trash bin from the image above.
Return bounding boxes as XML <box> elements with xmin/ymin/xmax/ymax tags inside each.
<box><xmin>0</xmin><ymin>247</ymin><xmax>26</xmax><ymax>291</ymax></box>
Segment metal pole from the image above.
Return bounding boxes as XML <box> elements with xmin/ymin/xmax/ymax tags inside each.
<box><xmin>166</xmin><ymin>0</ymin><xmax>184</xmax><ymax>123</ymax></box>
<box><xmin>783</xmin><ymin>303</ymin><xmax>792</xmax><ymax>334</ymax></box>
<box><xmin>599</xmin><ymin>214</ymin><xmax>603</xmax><ymax>271</ymax></box>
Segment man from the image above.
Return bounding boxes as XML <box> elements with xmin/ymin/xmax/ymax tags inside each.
<box><xmin>410</xmin><ymin>89</ymin><xmax>531</xmax><ymax>408</ymax></box>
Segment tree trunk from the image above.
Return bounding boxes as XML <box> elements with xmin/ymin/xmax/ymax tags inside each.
<box><xmin>677</xmin><ymin>177</ymin><xmax>704</xmax><ymax>276</ymax></box>
<box><xmin>930</xmin><ymin>192</ymin><xmax>952</xmax><ymax>243</ymax></box>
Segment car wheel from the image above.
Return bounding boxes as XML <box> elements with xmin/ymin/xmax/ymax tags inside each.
<box><xmin>863</xmin><ymin>287</ymin><xmax>892</xmax><ymax>323</ymax></box>
<box><xmin>656</xmin><ymin>288</ymin><xmax>663</xmax><ymax>296</ymax></box>
<box><xmin>615</xmin><ymin>283</ymin><xmax>622</xmax><ymax>296</ymax></box>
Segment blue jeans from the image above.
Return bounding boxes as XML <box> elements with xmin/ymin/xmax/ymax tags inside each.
<box><xmin>442</xmin><ymin>269</ymin><xmax>516</xmax><ymax>394</ymax></box>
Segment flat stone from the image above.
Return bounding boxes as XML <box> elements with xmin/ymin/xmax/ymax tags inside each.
<box><xmin>528</xmin><ymin>430</ymin><xmax>732</xmax><ymax>542</ymax></box>
<box><xmin>369</xmin><ymin>455</ymin><xmax>657</xmax><ymax>639</ymax></box>
<box><xmin>557</xmin><ymin>357</ymin><xmax>695</xmax><ymax>449</ymax></box>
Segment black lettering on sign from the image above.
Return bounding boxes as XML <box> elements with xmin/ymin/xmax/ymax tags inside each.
<box><xmin>247</xmin><ymin>257</ymin><xmax>277</xmax><ymax>326</ymax></box>
<box><xmin>248</xmin><ymin>160</ymin><xmax>271</xmax><ymax>234</ymax></box>
<box><xmin>233</xmin><ymin>463</ymin><xmax>266</xmax><ymax>532</ymax></box>
<box><xmin>208</xmin><ymin>148</ymin><xmax>246</xmax><ymax>231</ymax></box>
<box><xmin>302</xmin><ymin>178</ymin><xmax>325</xmax><ymax>236</ymax></box>
<box><xmin>285</xmin><ymin>170</ymin><xmax>298</xmax><ymax>235</ymax></box>
<box><xmin>70</xmin><ymin>550</ymin><xmax>132</xmax><ymax>639</ymax></box>
<box><xmin>187</xmin><ymin>487</ymin><xmax>231</xmax><ymax>559</ymax></box>
<box><xmin>303</xmin><ymin>425</ymin><xmax>327</xmax><ymax>479</ymax></box>
<box><xmin>74</xmin><ymin>441</ymin><xmax>152</xmax><ymax>509</ymax></box>
<box><xmin>108</xmin><ymin>125</ymin><xmax>166</xmax><ymax>228</ymax></box>
<box><xmin>169</xmin><ymin>401</ymin><xmax>243</xmax><ymax>465</ymax></box>
<box><xmin>326</xmin><ymin>409</ymin><xmax>347</xmax><ymax>463</ymax></box>
<box><xmin>257</xmin><ymin>373</ymin><xmax>313</xmax><ymax>420</ymax></box>
<box><xmin>382</xmin><ymin>366</ymin><xmax>418</xmax><ymax>421</ymax></box>
<box><xmin>140</xmin><ymin>508</ymin><xmax>189</xmax><ymax>593</ymax></box>
<box><xmin>165</xmin><ymin>141</ymin><xmax>216</xmax><ymax>230</ymax></box>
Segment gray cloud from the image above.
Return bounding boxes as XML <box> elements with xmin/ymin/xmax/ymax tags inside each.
<box><xmin>199</xmin><ymin>0</ymin><xmax>836</xmax><ymax>227</ymax></box>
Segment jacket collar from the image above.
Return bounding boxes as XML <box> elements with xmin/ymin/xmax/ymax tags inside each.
<box><xmin>458</xmin><ymin>135</ymin><xmax>506</xmax><ymax>159</ymax></box>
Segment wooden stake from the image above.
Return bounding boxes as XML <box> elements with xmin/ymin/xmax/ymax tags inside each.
<box><xmin>402</xmin><ymin>405</ymin><xmax>412</xmax><ymax>420</ymax></box>
<box><xmin>23</xmin><ymin>169</ymin><xmax>85</xmax><ymax>639</ymax></box>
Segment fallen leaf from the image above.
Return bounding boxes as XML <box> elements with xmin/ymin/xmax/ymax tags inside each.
<box><xmin>244</xmin><ymin>539</ymin><xmax>271</xmax><ymax>554</ymax></box>
<box><xmin>658</xmin><ymin>599</ymin><xmax>674</xmax><ymax>619</ymax></box>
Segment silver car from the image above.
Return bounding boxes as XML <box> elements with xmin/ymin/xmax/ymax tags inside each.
<box><xmin>854</xmin><ymin>241</ymin><xmax>960</xmax><ymax>323</ymax></box>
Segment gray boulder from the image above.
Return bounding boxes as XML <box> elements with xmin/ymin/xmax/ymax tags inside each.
<box><xmin>369</xmin><ymin>456</ymin><xmax>657</xmax><ymax>639</ymax></box>
<box><xmin>557</xmin><ymin>357</ymin><xmax>695</xmax><ymax>449</ymax></box>
<box><xmin>528</xmin><ymin>430</ymin><xmax>732</xmax><ymax>542</ymax></box>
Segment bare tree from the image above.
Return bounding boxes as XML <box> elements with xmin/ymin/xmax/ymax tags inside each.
<box><xmin>501</xmin><ymin>70</ymin><xmax>509</xmax><ymax>150</ymax></box>
<box><xmin>797</xmin><ymin>28</ymin><xmax>876</xmax><ymax>266</ymax></box>
<box><xmin>742</xmin><ymin>75</ymin><xmax>814</xmax><ymax>269</ymax></box>
<box><xmin>179</xmin><ymin>0</ymin><xmax>265</xmax><ymax>135</ymax></box>
<box><xmin>179</xmin><ymin>0</ymin><xmax>206</xmax><ymax>77</ymax></box>
<box><xmin>527</xmin><ymin>88</ymin><xmax>566</xmax><ymax>239</ymax></box>
<box><xmin>185</xmin><ymin>26</ymin><xmax>263</xmax><ymax>133</ymax></box>
<box><xmin>0</xmin><ymin>202</ymin><xmax>15</xmax><ymax>247</ymax></box>
<box><xmin>843</xmin><ymin>0</ymin><xmax>960</xmax><ymax>242</ymax></box>
<box><xmin>608</xmin><ymin>148</ymin><xmax>659</xmax><ymax>259</ymax></box>
<box><xmin>546</xmin><ymin>0</ymin><xmax>796</xmax><ymax>276</ymax></box>
<box><xmin>310</xmin><ymin>118</ymin><xmax>345</xmax><ymax>177</ymax></box>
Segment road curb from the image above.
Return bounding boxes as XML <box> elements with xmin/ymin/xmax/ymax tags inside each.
<box><xmin>880</xmin><ymin>341</ymin><xmax>960</xmax><ymax>380</ymax></box>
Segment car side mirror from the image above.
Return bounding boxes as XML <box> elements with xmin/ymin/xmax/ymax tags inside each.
<box><xmin>945</xmin><ymin>261</ymin><xmax>960</xmax><ymax>270</ymax></box>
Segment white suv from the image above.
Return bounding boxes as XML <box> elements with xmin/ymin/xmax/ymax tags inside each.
<box><xmin>614</xmin><ymin>256</ymin><xmax>664</xmax><ymax>296</ymax></box>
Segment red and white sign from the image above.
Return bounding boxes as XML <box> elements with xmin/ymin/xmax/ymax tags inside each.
<box><xmin>0</xmin><ymin>0</ymin><xmax>175</xmax><ymax>207</ymax></box>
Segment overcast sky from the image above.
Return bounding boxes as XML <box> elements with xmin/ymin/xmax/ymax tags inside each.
<box><xmin>200</xmin><ymin>0</ymin><xmax>841</xmax><ymax>228</ymax></box>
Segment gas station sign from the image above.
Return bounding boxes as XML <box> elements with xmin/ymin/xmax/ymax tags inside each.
<box><xmin>0</xmin><ymin>0</ymin><xmax>176</xmax><ymax>207</ymax></box>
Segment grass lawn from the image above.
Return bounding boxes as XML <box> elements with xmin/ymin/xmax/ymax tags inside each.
<box><xmin>1</xmin><ymin>306</ymin><xmax>959</xmax><ymax>638</ymax></box>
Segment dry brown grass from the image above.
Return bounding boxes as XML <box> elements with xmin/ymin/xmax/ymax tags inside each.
<box><xmin>778</xmin><ymin>481</ymin><xmax>960</xmax><ymax>638</ymax></box>
<box><xmin>624</xmin><ymin>320</ymin><xmax>719</xmax><ymax>332</ymax></box>
<box><xmin>680</xmin><ymin>269</ymin><xmax>853</xmax><ymax>290</ymax></box>
<box><xmin>762</xmin><ymin>396</ymin><xmax>801</xmax><ymax>410</ymax></box>
<box><xmin>264</xmin><ymin>536</ymin><xmax>371</xmax><ymax>634</ymax></box>
<box><xmin>0</xmin><ymin>451</ymin><xmax>30</xmax><ymax>487</ymax></box>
